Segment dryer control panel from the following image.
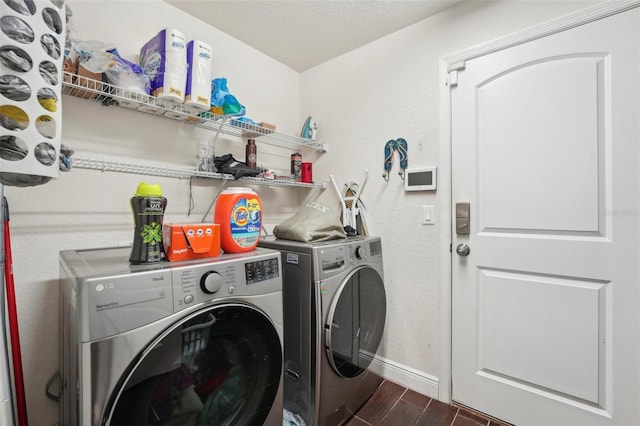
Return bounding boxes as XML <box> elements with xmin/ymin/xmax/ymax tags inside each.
<box><xmin>316</xmin><ymin>237</ymin><xmax>383</xmax><ymax>281</ymax></box>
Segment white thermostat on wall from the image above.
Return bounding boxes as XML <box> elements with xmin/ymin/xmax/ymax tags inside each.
<box><xmin>404</xmin><ymin>167</ymin><xmax>437</xmax><ymax>191</ymax></box>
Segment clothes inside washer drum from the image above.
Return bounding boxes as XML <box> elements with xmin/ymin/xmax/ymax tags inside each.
<box><xmin>108</xmin><ymin>307</ymin><xmax>281</xmax><ymax>426</ymax></box>
<box><xmin>154</xmin><ymin>385</ymin><xmax>203</xmax><ymax>426</ymax></box>
<box><xmin>110</xmin><ymin>359</ymin><xmax>254</xmax><ymax>425</ymax></box>
<box><xmin>110</xmin><ymin>362</ymin><xmax>251</xmax><ymax>426</ymax></box>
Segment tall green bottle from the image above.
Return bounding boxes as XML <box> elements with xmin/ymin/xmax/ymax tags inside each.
<box><xmin>129</xmin><ymin>182</ymin><xmax>167</xmax><ymax>264</ymax></box>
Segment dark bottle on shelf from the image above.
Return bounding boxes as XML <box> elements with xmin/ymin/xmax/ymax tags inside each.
<box><xmin>291</xmin><ymin>152</ymin><xmax>302</xmax><ymax>181</ymax></box>
<box><xmin>246</xmin><ymin>139</ymin><xmax>257</xmax><ymax>169</ymax></box>
<box><xmin>129</xmin><ymin>182</ymin><xmax>168</xmax><ymax>264</ymax></box>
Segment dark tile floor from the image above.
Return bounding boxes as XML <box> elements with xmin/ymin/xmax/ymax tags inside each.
<box><xmin>347</xmin><ymin>380</ymin><xmax>511</xmax><ymax>426</ymax></box>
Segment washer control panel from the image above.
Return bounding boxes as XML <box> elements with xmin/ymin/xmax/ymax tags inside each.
<box><xmin>245</xmin><ymin>257</ymin><xmax>280</xmax><ymax>284</ymax></box>
<box><xmin>172</xmin><ymin>252</ymin><xmax>281</xmax><ymax>311</ymax></box>
<box><xmin>63</xmin><ymin>247</ymin><xmax>281</xmax><ymax>341</ymax></box>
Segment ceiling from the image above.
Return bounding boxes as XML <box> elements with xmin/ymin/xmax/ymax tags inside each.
<box><xmin>166</xmin><ymin>0</ymin><xmax>464</xmax><ymax>72</ymax></box>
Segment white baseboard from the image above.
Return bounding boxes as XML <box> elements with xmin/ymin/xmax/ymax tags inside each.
<box><xmin>369</xmin><ymin>356</ymin><xmax>440</xmax><ymax>400</ymax></box>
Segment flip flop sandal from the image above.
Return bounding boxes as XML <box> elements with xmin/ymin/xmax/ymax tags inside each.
<box><xmin>382</xmin><ymin>139</ymin><xmax>397</xmax><ymax>182</ymax></box>
<box><xmin>395</xmin><ymin>138</ymin><xmax>408</xmax><ymax>180</ymax></box>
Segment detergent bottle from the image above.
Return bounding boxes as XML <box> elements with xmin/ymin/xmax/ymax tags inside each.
<box><xmin>129</xmin><ymin>182</ymin><xmax>167</xmax><ymax>264</ymax></box>
<box><xmin>214</xmin><ymin>187</ymin><xmax>262</xmax><ymax>253</ymax></box>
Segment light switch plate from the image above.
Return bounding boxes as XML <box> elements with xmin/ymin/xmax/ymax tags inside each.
<box><xmin>422</xmin><ymin>205</ymin><xmax>435</xmax><ymax>225</ymax></box>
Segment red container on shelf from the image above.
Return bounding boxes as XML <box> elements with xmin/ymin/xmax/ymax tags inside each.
<box><xmin>301</xmin><ymin>162</ymin><xmax>313</xmax><ymax>183</ymax></box>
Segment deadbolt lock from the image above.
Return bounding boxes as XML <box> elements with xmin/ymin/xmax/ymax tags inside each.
<box><xmin>456</xmin><ymin>202</ymin><xmax>470</xmax><ymax>235</ymax></box>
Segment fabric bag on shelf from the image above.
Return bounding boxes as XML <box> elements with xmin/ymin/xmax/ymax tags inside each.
<box><xmin>273</xmin><ymin>201</ymin><xmax>346</xmax><ymax>242</ymax></box>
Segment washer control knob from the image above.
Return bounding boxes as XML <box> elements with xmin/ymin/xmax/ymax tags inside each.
<box><xmin>200</xmin><ymin>271</ymin><xmax>223</xmax><ymax>294</ymax></box>
<box><xmin>354</xmin><ymin>246</ymin><xmax>363</xmax><ymax>259</ymax></box>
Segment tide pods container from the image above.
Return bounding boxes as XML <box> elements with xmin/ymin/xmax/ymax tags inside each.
<box><xmin>214</xmin><ymin>187</ymin><xmax>262</xmax><ymax>253</ymax></box>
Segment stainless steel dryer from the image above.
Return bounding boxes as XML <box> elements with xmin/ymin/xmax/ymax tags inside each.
<box><xmin>59</xmin><ymin>246</ymin><xmax>284</xmax><ymax>426</ymax></box>
<box><xmin>259</xmin><ymin>236</ymin><xmax>386</xmax><ymax>426</ymax></box>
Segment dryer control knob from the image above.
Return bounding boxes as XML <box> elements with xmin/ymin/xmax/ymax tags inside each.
<box><xmin>355</xmin><ymin>246</ymin><xmax>363</xmax><ymax>259</ymax></box>
<box><xmin>200</xmin><ymin>271</ymin><xmax>223</xmax><ymax>294</ymax></box>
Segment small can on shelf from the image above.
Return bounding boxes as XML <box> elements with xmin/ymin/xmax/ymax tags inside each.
<box><xmin>291</xmin><ymin>152</ymin><xmax>302</xmax><ymax>181</ymax></box>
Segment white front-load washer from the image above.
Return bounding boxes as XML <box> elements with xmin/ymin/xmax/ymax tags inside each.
<box><xmin>259</xmin><ymin>236</ymin><xmax>386</xmax><ymax>426</ymax></box>
<box><xmin>59</xmin><ymin>246</ymin><xmax>283</xmax><ymax>426</ymax></box>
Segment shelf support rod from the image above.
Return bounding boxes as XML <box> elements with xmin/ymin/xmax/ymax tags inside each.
<box><xmin>201</xmin><ymin>178</ymin><xmax>230</xmax><ymax>222</ymax></box>
<box><xmin>210</xmin><ymin>116</ymin><xmax>229</xmax><ymax>144</ymax></box>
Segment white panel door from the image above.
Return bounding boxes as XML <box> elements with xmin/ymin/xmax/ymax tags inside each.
<box><xmin>451</xmin><ymin>8</ymin><xmax>639</xmax><ymax>426</ymax></box>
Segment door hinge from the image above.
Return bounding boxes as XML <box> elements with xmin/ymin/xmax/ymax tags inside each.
<box><xmin>447</xmin><ymin>61</ymin><xmax>466</xmax><ymax>88</ymax></box>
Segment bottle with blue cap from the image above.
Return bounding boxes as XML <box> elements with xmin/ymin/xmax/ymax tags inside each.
<box><xmin>129</xmin><ymin>182</ymin><xmax>168</xmax><ymax>264</ymax></box>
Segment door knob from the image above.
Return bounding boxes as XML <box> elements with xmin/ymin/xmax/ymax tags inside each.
<box><xmin>456</xmin><ymin>243</ymin><xmax>470</xmax><ymax>256</ymax></box>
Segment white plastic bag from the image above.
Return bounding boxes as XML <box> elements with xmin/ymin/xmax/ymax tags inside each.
<box><xmin>73</xmin><ymin>41</ymin><xmax>150</xmax><ymax>94</ymax></box>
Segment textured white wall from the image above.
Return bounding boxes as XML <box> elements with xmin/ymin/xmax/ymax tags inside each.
<box><xmin>301</xmin><ymin>0</ymin><xmax>598</xmax><ymax>391</ymax></box>
<box><xmin>3</xmin><ymin>0</ymin><xmax>598</xmax><ymax>424</ymax></box>
<box><xmin>4</xmin><ymin>1</ymin><xmax>302</xmax><ymax>424</ymax></box>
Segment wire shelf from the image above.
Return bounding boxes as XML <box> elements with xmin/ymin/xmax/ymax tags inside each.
<box><xmin>71</xmin><ymin>156</ymin><xmax>326</xmax><ymax>188</ymax></box>
<box><xmin>62</xmin><ymin>72</ymin><xmax>326</xmax><ymax>152</ymax></box>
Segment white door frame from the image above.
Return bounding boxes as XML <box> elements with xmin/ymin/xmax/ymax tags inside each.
<box><xmin>437</xmin><ymin>0</ymin><xmax>640</xmax><ymax>404</ymax></box>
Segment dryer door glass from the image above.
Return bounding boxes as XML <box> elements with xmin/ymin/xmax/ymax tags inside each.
<box><xmin>327</xmin><ymin>266</ymin><xmax>386</xmax><ymax>378</ymax></box>
<box><xmin>107</xmin><ymin>304</ymin><xmax>282</xmax><ymax>426</ymax></box>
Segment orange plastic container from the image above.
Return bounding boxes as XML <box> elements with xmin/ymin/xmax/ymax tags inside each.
<box><xmin>214</xmin><ymin>187</ymin><xmax>262</xmax><ymax>253</ymax></box>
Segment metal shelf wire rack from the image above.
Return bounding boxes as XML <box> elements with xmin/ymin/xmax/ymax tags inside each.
<box><xmin>62</xmin><ymin>72</ymin><xmax>326</xmax><ymax>152</ymax></box>
<box><xmin>62</xmin><ymin>72</ymin><xmax>326</xmax><ymax>188</ymax></box>
<box><xmin>71</xmin><ymin>156</ymin><xmax>325</xmax><ymax>188</ymax></box>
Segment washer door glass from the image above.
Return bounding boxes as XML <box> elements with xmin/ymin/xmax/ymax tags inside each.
<box><xmin>327</xmin><ymin>265</ymin><xmax>386</xmax><ymax>378</ymax></box>
<box><xmin>108</xmin><ymin>304</ymin><xmax>282</xmax><ymax>426</ymax></box>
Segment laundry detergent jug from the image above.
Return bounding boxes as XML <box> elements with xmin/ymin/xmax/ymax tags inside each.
<box><xmin>214</xmin><ymin>187</ymin><xmax>262</xmax><ymax>253</ymax></box>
